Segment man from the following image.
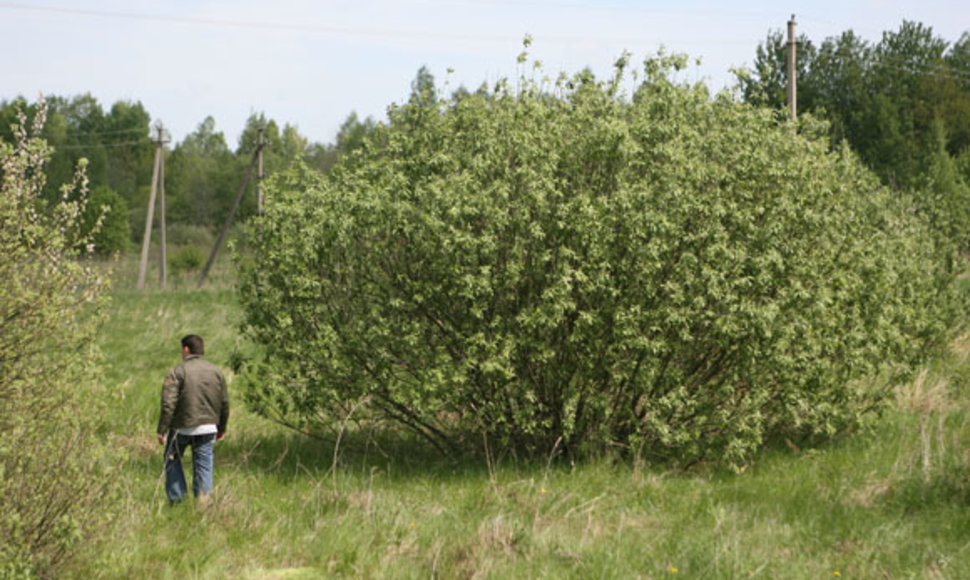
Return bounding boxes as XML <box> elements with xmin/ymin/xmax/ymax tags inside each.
<box><xmin>157</xmin><ymin>334</ymin><xmax>229</xmax><ymax>504</ymax></box>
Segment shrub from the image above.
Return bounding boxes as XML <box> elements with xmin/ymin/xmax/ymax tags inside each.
<box><xmin>238</xmin><ymin>53</ymin><xmax>963</xmax><ymax>467</ymax></box>
<box><xmin>165</xmin><ymin>223</ymin><xmax>214</xmax><ymax>248</ymax></box>
<box><xmin>0</xmin><ymin>103</ymin><xmax>114</xmax><ymax>576</ymax></box>
<box><xmin>169</xmin><ymin>245</ymin><xmax>205</xmax><ymax>274</ymax></box>
<box><xmin>82</xmin><ymin>185</ymin><xmax>131</xmax><ymax>255</ymax></box>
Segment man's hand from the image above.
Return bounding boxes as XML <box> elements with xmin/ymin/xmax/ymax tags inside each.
<box><xmin>216</xmin><ymin>431</ymin><xmax>225</xmax><ymax>442</ymax></box>
<box><xmin>158</xmin><ymin>433</ymin><xmax>166</xmax><ymax>446</ymax></box>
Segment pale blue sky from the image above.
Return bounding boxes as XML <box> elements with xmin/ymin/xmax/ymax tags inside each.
<box><xmin>1</xmin><ymin>0</ymin><xmax>966</xmax><ymax>146</ymax></box>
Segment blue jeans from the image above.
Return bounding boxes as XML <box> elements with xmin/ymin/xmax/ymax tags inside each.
<box><xmin>165</xmin><ymin>432</ymin><xmax>216</xmax><ymax>503</ymax></box>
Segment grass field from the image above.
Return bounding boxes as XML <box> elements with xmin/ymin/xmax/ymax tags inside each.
<box><xmin>87</xmin><ymin>262</ymin><xmax>970</xmax><ymax>579</ymax></box>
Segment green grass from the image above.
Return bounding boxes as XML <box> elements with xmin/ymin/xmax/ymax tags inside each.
<box><xmin>85</xmin><ymin>268</ymin><xmax>970</xmax><ymax>579</ymax></box>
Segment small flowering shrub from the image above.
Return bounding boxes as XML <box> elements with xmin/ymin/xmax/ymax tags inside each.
<box><xmin>0</xmin><ymin>103</ymin><xmax>113</xmax><ymax>577</ymax></box>
<box><xmin>238</xmin><ymin>53</ymin><xmax>963</xmax><ymax>467</ymax></box>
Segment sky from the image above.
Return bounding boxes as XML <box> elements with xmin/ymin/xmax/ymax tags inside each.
<box><xmin>1</xmin><ymin>0</ymin><xmax>967</xmax><ymax>147</ymax></box>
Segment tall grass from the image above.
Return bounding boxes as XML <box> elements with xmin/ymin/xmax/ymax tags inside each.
<box><xmin>86</xmin><ymin>268</ymin><xmax>970</xmax><ymax>579</ymax></box>
<box><xmin>106</xmin><ymin>242</ymin><xmax>238</xmax><ymax>292</ymax></box>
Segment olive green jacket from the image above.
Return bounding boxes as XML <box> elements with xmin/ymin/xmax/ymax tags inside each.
<box><xmin>156</xmin><ymin>354</ymin><xmax>229</xmax><ymax>436</ymax></box>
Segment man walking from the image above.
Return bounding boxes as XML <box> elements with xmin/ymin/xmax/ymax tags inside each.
<box><xmin>157</xmin><ymin>334</ymin><xmax>229</xmax><ymax>504</ymax></box>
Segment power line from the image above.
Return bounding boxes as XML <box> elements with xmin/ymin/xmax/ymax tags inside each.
<box><xmin>69</xmin><ymin>127</ymin><xmax>150</xmax><ymax>138</ymax></box>
<box><xmin>42</xmin><ymin>128</ymin><xmax>151</xmax><ymax>140</ymax></box>
<box><xmin>420</xmin><ymin>0</ymin><xmax>781</xmax><ymax>19</ymax></box>
<box><xmin>875</xmin><ymin>57</ymin><xmax>970</xmax><ymax>82</ymax></box>
<box><xmin>53</xmin><ymin>140</ymin><xmax>151</xmax><ymax>150</ymax></box>
<box><xmin>796</xmin><ymin>55</ymin><xmax>970</xmax><ymax>83</ymax></box>
<box><xmin>3</xmin><ymin>1</ymin><xmax>964</xmax><ymax>52</ymax></box>
<box><xmin>0</xmin><ymin>2</ymin><xmax>522</xmax><ymax>43</ymax></box>
<box><xmin>4</xmin><ymin>1</ymin><xmax>963</xmax><ymax>66</ymax></box>
<box><xmin>4</xmin><ymin>2</ymin><xmax>966</xmax><ymax>103</ymax></box>
<box><xmin>744</xmin><ymin>30</ymin><xmax>970</xmax><ymax>83</ymax></box>
<box><xmin>0</xmin><ymin>1</ymin><xmax>779</xmax><ymax>48</ymax></box>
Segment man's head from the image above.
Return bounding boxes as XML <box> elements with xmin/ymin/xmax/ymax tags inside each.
<box><xmin>181</xmin><ymin>334</ymin><xmax>204</xmax><ymax>357</ymax></box>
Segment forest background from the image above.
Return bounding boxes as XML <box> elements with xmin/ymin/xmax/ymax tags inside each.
<box><xmin>3</xmin><ymin>21</ymin><xmax>970</xmax><ymax>260</ymax></box>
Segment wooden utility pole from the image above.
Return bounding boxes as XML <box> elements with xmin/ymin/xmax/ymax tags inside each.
<box><xmin>257</xmin><ymin>127</ymin><xmax>265</xmax><ymax>219</ymax></box>
<box><xmin>197</xmin><ymin>144</ymin><xmax>264</xmax><ymax>288</ymax></box>
<box><xmin>158</xmin><ymin>139</ymin><xmax>168</xmax><ymax>289</ymax></box>
<box><xmin>787</xmin><ymin>14</ymin><xmax>797</xmax><ymax>121</ymax></box>
<box><xmin>137</xmin><ymin>125</ymin><xmax>165</xmax><ymax>290</ymax></box>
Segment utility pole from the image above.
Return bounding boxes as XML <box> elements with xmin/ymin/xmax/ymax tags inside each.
<box><xmin>158</xmin><ymin>134</ymin><xmax>168</xmax><ymax>289</ymax></box>
<box><xmin>138</xmin><ymin>124</ymin><xmax>165</xmax><ymax>290</ymax></box>
<box><xmin>197</xmin><ymin>143</ymin><xmax>264</xmax><ymax>288</ymax></box>
<box><xmin>257</xmin><ymin>127</ymin><xmax>265</xmax><ymax>219</ymax></box>
<box><xmin>787</xmin><ymin>14</ymin><xmax>797</xmax><ymax>121</ymax></box>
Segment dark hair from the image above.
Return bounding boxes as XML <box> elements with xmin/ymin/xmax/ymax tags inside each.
<box><xmin>181</xmin><ymin>334</ymin><xmax>204</xmax><ymax>355</ymax></box>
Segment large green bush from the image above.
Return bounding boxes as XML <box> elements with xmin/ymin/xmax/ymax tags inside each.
<box><xmin>0</xmin><ymin>105</ymin><xmax>114</xmax><ymax>577</ymax></box>
<box><xmin>238</xmin><ymin>54</ymin><xmax>963</xmax><ymax>467</ymax></box>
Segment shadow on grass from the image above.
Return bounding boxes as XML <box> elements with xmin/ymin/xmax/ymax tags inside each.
<box><xmin>218</xmin><ymin>420</ymin><xmax>860</xmax><ymax>487</ymax></box>
<box><xmin>885</xmin><ymin>465</ymin><xmax>970</xmax><ymax>511</ymax></box>
<box><xmin>217</xmin><ymin>426</ymin><xmax>499</xmax><ymax>484</ymax></box>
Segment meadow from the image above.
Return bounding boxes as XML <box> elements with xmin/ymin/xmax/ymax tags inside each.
<box><xmin>88</xmin><ymin>260</ymin><xmax>970</xmax><ymax>579</ymax></box>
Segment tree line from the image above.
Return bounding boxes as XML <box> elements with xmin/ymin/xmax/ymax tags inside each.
<box><xmin>2</xmin><ymin>21</ymin><xmax>969</xmax><ymax>256</ymax></box>
<box><xmin>0</xmin><ymin>94</ymin><xmax>378</xmax><ymax>254</ymax></box>
<box><xmin>739</xmin><ymin>20</ymin><xmax>970</xmax><ymax>247</ymax></box>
